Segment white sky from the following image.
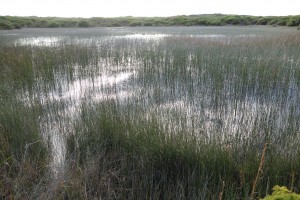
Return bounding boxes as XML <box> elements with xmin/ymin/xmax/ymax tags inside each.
<box><xmin>1</xmin><ymin>0</ymin><xmax>299</xmax><ymax>18</ymax></box>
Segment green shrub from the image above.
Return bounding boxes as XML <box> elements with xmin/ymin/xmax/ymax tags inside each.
<box><xmin>208</xmin><ymin>19</ymin><xmax>222</xmax><ymax>26</ymax></box>
<box><xmin>143</xmin><ymin>22</ymin><xmax>153</xmax><ymax>26</ymax></box>
<box><xmin>78</xmin><ymin>20</ymin><xmax>90</xmax><ymax>27</ymax></box>
<box><xmin>13</xmin><ymin>23</ymin><xmax>22</xmax><ymax>29</ymax></box>
<box><xmin>110</xmin><ymin>22</ymin><xmax>121</xmax><ymax>27</ymax></box>
<box><xmin>60</xmin><ymin>20</ymin><xmax>78</xmax><ymax>27</ymax></box>
<box><xmin>286</xmin><ymin>16</ymin><xmax>300</xmax><ymax>26</ymax></box>
<box><xmin>129</xmin><ymin>21</ymin><xmax>141</xmax><ymax>26</ymax></box>
<box><xmin>0</xmin><ymin>20</ymin><xmax>13</xmax><ymax>30</ymax></box>
<box><xmin>277</xmin><ymin>19</ymin><xmax>287</xmax><ymax>26</ymax></box>
<box><xmin>48</xmin><ymin>21</ymin><xmax>60</xmax><ymax>28</ymax></box>
<box><xmin>256</xmin><ymin>17</ymin><xmax>269</xmax><ymax>25</ymax></box>
<box><xmin>261</xmin><ymin>186</ymin><xmax>300</xmax><ymax>200</ymax></box>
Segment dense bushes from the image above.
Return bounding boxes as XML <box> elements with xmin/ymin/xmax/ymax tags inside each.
<box><xmin>78</xmin><ymin>20</ymin><xmax>90</xmax><ymax>27</ymax></box>
<box><xmin>0</xmin><ymin>14</ymin><xmax>300</xmax><ymax>30</ymax></box>
<box><xmin>0</xmin><ymin>21</ymin><xmax>13</xmax><ymax>30</ymax></box>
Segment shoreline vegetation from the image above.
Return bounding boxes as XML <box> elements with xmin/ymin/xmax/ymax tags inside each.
<box><xmin>0</xmin><ymin>14</ymin><xmax>300</xmax><ymax>30</ymax></box>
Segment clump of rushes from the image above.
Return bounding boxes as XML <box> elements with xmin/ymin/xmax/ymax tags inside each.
<box><xmin>65</xmin><ymin>100</ymin><xmax>300</xmax><ymax>199</ymax></box>
<box><xmin>0</xmin><ymin>99</ymin><xmax>49</xmax><ymax>199</ymax></box>
<box><xmin>66</xmin><ymin>101</ymin><xmax>236</xmax><ymax>199</ymax></box>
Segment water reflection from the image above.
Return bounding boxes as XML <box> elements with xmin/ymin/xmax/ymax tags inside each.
<box><xmin>16</xmin><ymin>36</ymin><xmax>64</xmax><ymax>46</ymax></box>
<box><xmin>117</xmin><ymin>34</ymin><xmax>170</xmax><ymax>40</ymax></box>
<box><xmin>15</xmin><ymin>34</ymin><xmax>169</xmax><ymax>47</ymax></box>
<box><xmin>27</xmin><ymin>69</ymin><xmax>136</xmax><ymax>176</ymax></box>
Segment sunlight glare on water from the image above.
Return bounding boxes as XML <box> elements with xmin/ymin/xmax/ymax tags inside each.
<box><xmin>115</xmin><ymin>34</ymin><xmax>170</xmax><ymax>40</ymax></box>
<box><xmin>16</xmin><ymin>36</ymin><xmax>64</xmax><ymax>46</ymax></box>
<box><xmin>34</xmin><ymin>68</ymin><xmax>136</xmax><ymax>177</ymax></box>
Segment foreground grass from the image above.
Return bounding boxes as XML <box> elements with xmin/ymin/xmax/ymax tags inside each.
<box><xmin>0</xmin><ymin>98</ymin><xmax>48</xmax><ymax>199</ymax></box>
<box><xmin>63</xmin><ymin>101</ymin><xmax>300</xmax><ymax>199</ymax></box>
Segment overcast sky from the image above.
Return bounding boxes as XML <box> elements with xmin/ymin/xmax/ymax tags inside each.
<box><xmin>1</xmin><ymin>0</ymin><xmax>299</xmax><ymax>18</ymax></box>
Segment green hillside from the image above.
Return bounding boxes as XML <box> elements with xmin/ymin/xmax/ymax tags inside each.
<box><xmin>1</xmin><ymin>14</ymin><xmax>300</xmax><ymax>30</ymax></box>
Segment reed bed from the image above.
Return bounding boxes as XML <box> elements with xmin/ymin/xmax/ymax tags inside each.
<box><xmin>1</xmin><ymin>27</ymin><xmax>300</xmax><ymax>199</ymax></box>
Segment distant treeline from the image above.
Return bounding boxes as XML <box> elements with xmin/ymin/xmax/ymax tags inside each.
<box><xmin>1</xmin><ymin>14</ymin><xmax>300</xmax><ymax>30</ymax></box>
